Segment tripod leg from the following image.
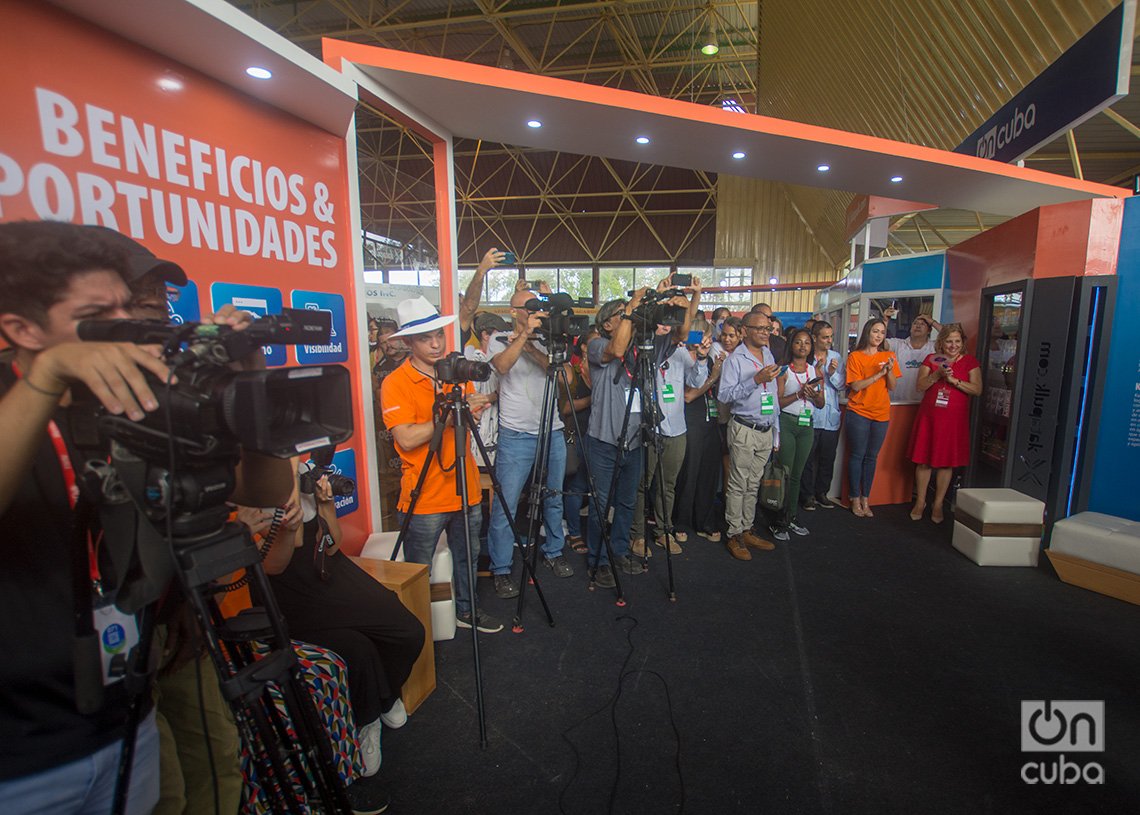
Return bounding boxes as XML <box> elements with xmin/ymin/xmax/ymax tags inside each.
<box><xmin>641</xmin><ymin>348</ymin><xmax>679</xmax><ymax>601</ymax></box>
<box><xmin>390</xmin><ymin>409</ymin><xmax>449</xmax><ymax>561</ymax></box>
<box><xmin>449</xmin><ymin>399</ymin><xmax>489</xmax><ymax>749</ymax></box>
<box><xmin>467</xmin><ymin>409</ymin><xmax>555</xmax><ymax>631</ymax></box>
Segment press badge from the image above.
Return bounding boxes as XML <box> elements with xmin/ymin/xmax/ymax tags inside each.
<box><xmin>94</xmin><ymin>599</ymin><xmax>139</xmax><ymax>685</ymax></box>
<box><xmin>706</xmin><ymin>398</ymin><xmax>719</xmax><ymax>421</ymax></box>
<box><xmin>935</xmin><ymin>388</ymin><xmax>950</xmax><ymax>408</ymax></box>
<box><xmin>624</xmin><ymin>387</ymin><xmax>642</xmax><ymax>414</ymax></box>
<box><xmin>661</xmin><ymin>384</ymin><xmax>676</xmax><ymax>404</ymax></box>
<box><xmin>759</xmin><ymin>391</ymin><xmax>775</xmax><ymax>416</ymax></box>
<box><xmin>799</xmin><ymin>407</ymin><xmax>812</xmax><ymax>427</ymax></box>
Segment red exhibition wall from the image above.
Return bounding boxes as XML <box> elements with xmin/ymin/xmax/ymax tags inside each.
<box><xmin>0</xmin><ymin>0</ymin><xmax>374</xmax><ymax>546</ymax></box>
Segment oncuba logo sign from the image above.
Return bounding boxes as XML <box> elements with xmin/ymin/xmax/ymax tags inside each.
<box><xmin>1020</xmin><ymin>700</ymin><xmax>1105</xmax><ymax>785</ymax></box>
<box><xmin>974</xmin><ymin>104</ymin><xmax>1037</xmax><ymax>160</ymax></box>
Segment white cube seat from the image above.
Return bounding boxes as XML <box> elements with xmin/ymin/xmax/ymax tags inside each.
<box><xmin>952</xmin><ymin>488</ymin><xmax>1044</xmax><ymax>567</ymax></box>
<box><xmin>1049</xmin><ymin>512</ymin><xmax>1140</xmax><ymax>575</ymax></box>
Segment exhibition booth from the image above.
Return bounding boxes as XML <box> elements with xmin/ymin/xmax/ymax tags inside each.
<box><xmin>4</xmin><ymin>0</ymin><xmax>1134</xmax><ymax>557</ymax></box>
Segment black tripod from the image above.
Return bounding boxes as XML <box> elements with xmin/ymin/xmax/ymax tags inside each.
<box><xmin>85</xmin><ymin>444</ymin><xmax>353</xmax><ymax>815</ymax></box>
<box><xmin>604</xmin><ymin>333</ymin><xmax>680</xmax><ymax>601</ymax></box>
<box><xmin>513</xmin><ymin>338</ymin><xmax>627</xmax><ymax>617</ymax></box>
<box><xmin>390</xmin><ymin>382</ymin><xmax>553</xmax><ymax>747</ymax></box>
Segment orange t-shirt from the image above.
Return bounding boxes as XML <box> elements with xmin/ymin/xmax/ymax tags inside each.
<box><xmin>380</xmin><ymin>358</ymin><xmax>481</xmax><ymax>513</ymax></box>
<box><xmin>845</xmin><ymin>350</ymin><xmax>901</xmax><ymax>422</ymax></box>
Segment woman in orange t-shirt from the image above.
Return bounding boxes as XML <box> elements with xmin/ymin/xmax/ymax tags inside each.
<box><xmin>844</xmin><ymin>318</ymin><xmax>901</xmax><ymax>517</ymax></box>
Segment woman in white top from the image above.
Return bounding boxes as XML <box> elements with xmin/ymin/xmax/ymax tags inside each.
<box><xmin>772</xmin><ymin>328</ymin><xmax>825</xmax><ymax>541</ymax></box>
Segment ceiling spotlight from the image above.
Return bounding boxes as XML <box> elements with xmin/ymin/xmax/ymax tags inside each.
<box><xmin>701</xmin><ymin>41</ymin><xmax>720</xmax><ymax>56</ymax></box>
<box><xmin>157</xmin><ymin>76</ymin><xmax>184</xmax><ymax>92</ymax></box>
<box><xmin>245</xmin><ymin>66</ymin><xmax>272</xmax><ymax>80</ymax></box>
<box><xmin>890</xmin><ymin>175</ymin><xmax>903</xmax><ymax>183</ymax></box>
<box><xmin>526</xmin><ymin>120</ymin><xmax>543</xmax><ymax>128</ymax></box>
<box><xmin>817</xmin><ymin>164</ymin><xmax>830</xmax><ymax>172</ymax></box>
<box><xmin>732</xmin><ymin>151</ymin><xmax>746</xmax><ymax>160</ymax></box>
<box><xmin>769</xmin><ymin>276</ymin><xmax>778</xmax><ymax>285</ymax></box>
<box><xmin>636</xmin><ymin>136</ymin><xmax>650</xmax><ymax>144</ymax></box>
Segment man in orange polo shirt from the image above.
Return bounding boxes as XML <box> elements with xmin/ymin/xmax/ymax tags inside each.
<box><xmin>380</xmin><ymin>297</ymin><xmax>501</xmax><ymax>633</ymax></box>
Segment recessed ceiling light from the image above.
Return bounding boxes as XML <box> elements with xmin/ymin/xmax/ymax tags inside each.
<box><xmin>701</xmin><ymin>42</ymin><xmax>720</xmax><ymax>56</ymax></box>
<box><xmin>817</xmin><ymin>164</ymin><xmax>830</xmax><ymax>172</ymax></box>
<box><xmin>732</xmin><ymin>151</ymin><xmax>746</xmax><ymax>159</ymax></box>
<box><xmin>157</xmin><ymin>77</ymin><xmax>184</xmax><ymax>92</ymax></box>
<box><xmin>769</xmin><ymin>276</ymin><xmax>778</xmax><ymax>285</ymax></box>
<box><xmin>890</xmin><ymin>175</ymin><xmax>904</xmax><ymax>183</ymax></box>
<box><xmin>636</xmin><ymin>136</ymin><xmax>650</xmax><ymax>144</ymax></box>
<box><xmin>246</xmin><ymin>66</ymin><xmax>272</xmax><ymax>80</ymax></box>
<box><xmin>526</xmin><ymin>120</ymin><xmax>543</xmax><ymax>128</ymax></box>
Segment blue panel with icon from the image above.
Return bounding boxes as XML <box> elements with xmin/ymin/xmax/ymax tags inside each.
<box><xmin>291</xmin><ymin>290</ymin><xmax>348</xmax><ymax>364</ymax></box>
<box><xmin>165</xmin><ymin>280</ymin><xmax>201</xmax><ymax>325</ymax></box>
<box><xmin>209</xmin><ymin>282</ymin><xmax>286</xmax><ymax>367</ymax></box>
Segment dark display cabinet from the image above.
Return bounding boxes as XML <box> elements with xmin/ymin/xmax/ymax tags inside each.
<box><xmin>969</xmin><ymin>276</ymin><xmax>1114</xmax><ymax>525</ymax></box>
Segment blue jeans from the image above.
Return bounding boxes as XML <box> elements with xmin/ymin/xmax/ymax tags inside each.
<box><xmin>488</xmin><ymin>427</ymin><xmax>566</xmax><ymax>574</ymax></box>
<box><xmin>0</xmin><ymin>711</ymin><xmax>160</xmax><ymax>815</ymax></box>
<box><xmin>398</xmin><ymin>504</ymin><xmax>481</xmax><ymax>614</ymax></box>
<box><xmin>586</xmin><ymin>436</ymin><xmax>643</xmax><ymax>568</ymax></box>
<box><xmin>846</xmin><ymin>412</ymin><xmax>889</xmax><ymax>498</ymax></box>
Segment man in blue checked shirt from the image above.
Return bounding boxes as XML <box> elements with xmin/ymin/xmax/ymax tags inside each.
<box><xmin>717</xmin><ymin>311</ymin><xmax>781</xmax><ymax>561</ymax></box>
<box><xmin>800</xmin><ymin>320</ymin><xmax>846</xmax><ymax>511</ymax></box>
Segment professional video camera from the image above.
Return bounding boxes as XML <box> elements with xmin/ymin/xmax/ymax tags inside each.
<box><xmin>299</xmin><ymin>446</ymin><xmax>357</xmax><ymax>497</ymax></box>
<box><xmin>435</xmin><ymin>351</ymin><xmax>492</xmax><ymax>384</ymax></box>
<box><xmin>625</xmin><ymin>287</ymin><xmax>688</xmax><ymax>335</ymax></box>
<box><xmin>72</xmin><ymin>309</ymin><xmax>353</xmax><ymax>463</ymax></box>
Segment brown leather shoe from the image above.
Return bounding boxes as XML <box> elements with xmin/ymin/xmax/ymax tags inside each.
<box><xmin>630</xmin><ymin>537</ymin><xmax>651</xmax><ymax>558</ymax></box>
<box><xmin>726</xmin><ymin>535</ymin><xmax>752</xmax><ymax>561</ymax></box>
<box><xmin>741</xmin><ymin>529</ymin><xmax>775</xmax><ymax>550</ymax></box>
<box><xmin>654</xmin><ymin>535</ymin><xmax>683</xmax><ymax>554</ymax></box>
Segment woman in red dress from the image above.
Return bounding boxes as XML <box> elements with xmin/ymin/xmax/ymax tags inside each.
<box><xmin>907</xmin><ymin>324</ymin><xmax>982</xmax><ymax>523</ymax></box>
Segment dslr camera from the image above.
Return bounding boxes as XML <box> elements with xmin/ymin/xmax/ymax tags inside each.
<box><xmin>434</xmin><ymin>351</ymin><xmax>492</xmax><ymax>384</ymax></box>
<box><xmin>626</xmin><ymin>287</ymin><xmax>688</xmax><ymax>335</ymax></box>
<box><xmin>299</xmin><ymin>447</ymin><xmax>357</xmax><ymax>497</ymax></box>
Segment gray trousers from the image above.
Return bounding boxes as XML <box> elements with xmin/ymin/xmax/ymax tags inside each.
<box><xmin>725</xmin><ymin>419</ymin><xmax>774</xmax><ymax>537</ymax></box>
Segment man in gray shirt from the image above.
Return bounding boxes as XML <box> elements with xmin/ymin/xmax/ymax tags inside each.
<box><xmin>717</xmin><ymin>311</ymin><xmax>780</xmax><ymax>561</ymax></box>
<box><xmin>486</xmin><ymin>290</ymin><xmax>574</xmax><ymax>599</ymax></box>
<box><xmin>631</xmin><ymin>328</ymin><xmax>696</xmax><ymax>556</ymax></box>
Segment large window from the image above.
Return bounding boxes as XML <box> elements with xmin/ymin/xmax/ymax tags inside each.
<box><xmin>695</xmin><ymin>266</ymin><xmax>753</xmax><ymax>310</ymax></box>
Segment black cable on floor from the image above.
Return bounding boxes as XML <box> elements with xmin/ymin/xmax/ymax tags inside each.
<box><xmin>558</xmin><ymin>615</ymin><xmax>685</xmax><ymax>815</ymax></box>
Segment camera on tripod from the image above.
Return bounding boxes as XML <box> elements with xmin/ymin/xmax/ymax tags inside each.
<box><xmin>435</xmin><ymin>351</ymin><xmax>493</xmax><ymax>384</ymax></box>
<box><xmin>299</xmin><ymin>446</ymin><xmax>356</xmax><ymax>497</ymax></box>
<box><xmin>625</xmin><ymin>287</ymin><xmax>688</xmax><ymax>336</ymax></box>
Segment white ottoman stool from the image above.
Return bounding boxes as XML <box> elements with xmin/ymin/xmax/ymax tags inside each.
<box><xmin>361</xmin><ymin>531</ymin><xmax>457</xmax><ymax>641</ymax></box>
<box><xmin>952</xmin><ymin>488</ymin><xmax>1044</xmax><ymax>566</ymax></box>
<box><xmin>1046</xmin><ymin>512</ymin><xmax>1140</xmax><ymax>606</ymax></box>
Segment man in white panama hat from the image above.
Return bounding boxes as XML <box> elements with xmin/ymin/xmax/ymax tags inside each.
<box><xmin>380</xmin><ymin>297</ymin><xmax>501</xmax><ymax>633</ymax></box>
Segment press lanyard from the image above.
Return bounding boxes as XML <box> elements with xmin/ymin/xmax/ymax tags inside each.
<box><xmin>12</xmin><ymin>362</ymin><xmax>101</xmax><ymax>586</ymax></box>
<box><xmin>791</xmin><ymin>367</ymin><xmax>810</xmax><ymax>411</ymax></box>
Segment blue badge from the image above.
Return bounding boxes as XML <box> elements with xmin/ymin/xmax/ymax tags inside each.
<box><xmin>291</xmin><ymin>290</ymin><xmax>348</xmax><ymax>364</ymax></box>
<box><xmin>209</xmin><ymin>282</ymin><xmax>286</xmax><ymax>367</ymax></box>
<box><xmin>102</xmin><ymin>623</ymin><xmax>126</xmax><ymax>653</ymax></box>
<box><xmin>165</xmin><ymin>280</ymin><xmax>201</xmax><ymax>325</ymax></box>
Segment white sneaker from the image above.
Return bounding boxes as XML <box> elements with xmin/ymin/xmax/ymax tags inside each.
<box><xmin>358</xmin><ymin>718</ymin><xmax>382</xmax><ymax>777</ymax></box>
<box><xmin>789</xmin><ymin>522</ymin><xmax>809</xmax><ymax>537</ymax></box>
<box><xmin>380</xmin><ymin>698</ymin><xmax>407</xmax><ymax>730</ymax></box>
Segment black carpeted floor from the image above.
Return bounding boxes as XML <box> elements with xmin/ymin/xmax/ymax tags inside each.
<box><xmin>374</xmin><ymin>504</ymin><xmax>1140</xmax><ymax>814</ymax></box>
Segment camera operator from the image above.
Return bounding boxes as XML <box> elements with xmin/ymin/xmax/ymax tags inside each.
<box><xmin>583</xmin><ymin>278</ymin><xmax>697</xmax><ymax>588</ymax></box>
<box><xmin>630</xmin><ymin>276</ymin><xmax>702</xmax><ymax>557</ymax></box>
<box><xmin>0</xmin><ymin>221</ymin><xmax>292</xmax><ymax>812</ymax></box>
<box><xmin>485</xmin><ymin>289</ymin><xmax>575</xmax><ymax>599</ymax></box>
<box><xmin>379</xmin><ymin>297</ymin><xmax>501</xmax><ymax>633</ymax></box>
